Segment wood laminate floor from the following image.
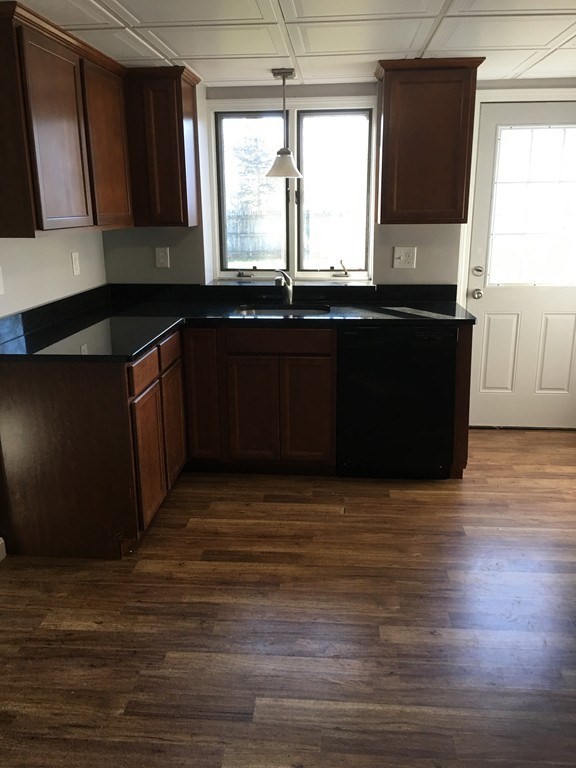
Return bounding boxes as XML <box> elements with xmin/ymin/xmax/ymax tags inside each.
<box><xmin>1</xmin><ymin>428</ymin><xmax>575</xmax><ymax>767</ymax></box>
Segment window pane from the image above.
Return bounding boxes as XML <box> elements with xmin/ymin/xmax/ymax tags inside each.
<box><xmin>489</xmin><ymin>126</ymin><xmax>576</xmax><ymax>286</ymax></box>
<box><xmin>299</xmin><ymin>111</ymin><xmax>370</xmax><ymax>271</ymax></box>
<box><xmin>217</xmin><ymin>114</ymin><xmax>286</xmax><ymax>271</ymax></box>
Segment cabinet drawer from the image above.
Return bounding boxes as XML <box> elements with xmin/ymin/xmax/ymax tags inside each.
<box><xmin>226</xmin><ymin>329</ymin><xmax>333</xmax><ymax>355</ymax></box>
<box><xmin>128</xmin><ymin>346</ymin><xmax>159</xmax><ymax>397</ymax></box>
<box><xmin>158</xmin><ymin>331</ymin><xmax>181</xmax><ymax>371</ymax></box>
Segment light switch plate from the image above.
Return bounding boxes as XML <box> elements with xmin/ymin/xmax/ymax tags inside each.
<box><xmin>71</xmin><ymin>251</ymin><xmax>80</xmax><ymax>276</ymax></box>
<box><xmin>393</xmin><ymin>246</ymin><xmax>417</xmax><ymax>269</ymax></box>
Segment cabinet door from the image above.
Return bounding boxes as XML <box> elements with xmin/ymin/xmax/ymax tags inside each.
<box><xmin>227</xmin><ymin>356</ymin><xmax>280</xmax><ymax>462</ymax></box>
<box><xmin>125</xmin><ymin>67</ymin><xmax>200</xmax><ymax>227</ymax></box>
<box><xmin>280</xmin><ymin>356</ymin><xmax>334</xmax><ymax>463</ymax></box>
<box><xmin>82</xmin><ymin>61</ymin><xmax>133</xmax><ymax>227</ymax></box>
<box><xmin>131</xmin><ymin>380</ymin><xmax>166</xmax><ymax>530</ymax></box>
<box><xmin>20</xmin><ymin>28</ymin><xmax>93</xmax><ymax>229</ymax></box>
<box><xmin>161</xmin><ymin>359</ymin><xmax>187</xmax><ymax>488</ymax></box>
<box><xmin>183</xmin><ymin>329</ymin><xmax>222</xmax><ymax>460</ymax></box>
<box><xmin>378</xmin><ymin>59</ymin><xmax>481</xmax><ymax>224</ymax></box>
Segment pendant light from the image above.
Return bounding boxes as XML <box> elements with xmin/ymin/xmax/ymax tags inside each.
<box><xmin>266</xmin><ymin>68</ymin><xmax>302</xmax><ymax>178</ymax></box>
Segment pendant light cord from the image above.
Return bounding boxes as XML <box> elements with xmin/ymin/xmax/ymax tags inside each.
<box><xmin>282</xmin><ymin>74</ymin><xmax>288</xmax><ymax>147</ymax></box>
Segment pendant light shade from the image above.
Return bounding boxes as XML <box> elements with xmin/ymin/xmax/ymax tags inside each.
<box><xmin>266</xmin><ymin>147</ymin><xmax>302</xmax><ymax>178</ymax></box>
<box><xmin>266</xmin><ymin>68</ymin><xmax>302</xmax><ymax>179</ymax></box>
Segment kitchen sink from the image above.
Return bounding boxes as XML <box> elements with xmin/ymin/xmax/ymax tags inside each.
<box><xmin>235</xmin><ymin>303</ymin><xmax>331</xmax><ymax>317</ymax></box>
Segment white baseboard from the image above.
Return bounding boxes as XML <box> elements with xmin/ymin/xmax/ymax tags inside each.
<box><xmin>0</xmin><ymin>537</ymin><xmax>6</xmax><ymax>561</ymax></box>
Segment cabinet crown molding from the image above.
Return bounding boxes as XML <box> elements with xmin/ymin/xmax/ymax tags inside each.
<box><xmin>376</xmin><ymin>57</ymin><xmax>485</xmax><ymax>79</ymax></box>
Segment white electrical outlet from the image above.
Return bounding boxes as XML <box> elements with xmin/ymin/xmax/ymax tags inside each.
<box><xmin>393</xmin><ymin>246</ymin><xmax>417</xmax><ymax>269</ymax></box>
<box><xmin>155</xmin><ymin>246</ymin><xmax>170</xmax><ymax>269</ymax></box>
<box><xmin>71</xmin><ymin>251</ymin><xmax>80</xmax><ymax>276</ymax></box>
<box><xmin>0</xmin><ymin>266</ymin><xmax>4</xmax><ymax>295</ymax></box>
<box><xmin>80</xmin><ymin>343</ymin><xmax>89</xmax><ymax>355</ymax></box>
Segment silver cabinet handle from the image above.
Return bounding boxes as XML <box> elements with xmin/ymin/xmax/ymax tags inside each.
<box><xmin>472</xmin><ymin>288</ymin><xmax>483</xmax><ymax>299</ymax></box>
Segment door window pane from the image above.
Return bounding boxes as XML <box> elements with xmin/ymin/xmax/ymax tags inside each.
<box><xmin>298</xmin><ymin>111</ymin><xmax>370</xmax><ymax>272</ymax></box>
<box><xmin>217</xmin><ymin>113</ymin><xmax>286</xmax><ymax>271</ymax></box>
<box><xmin>489</xmin><ymin>126</ymin><xmax>576</xmax><ymax>286</ymax></box>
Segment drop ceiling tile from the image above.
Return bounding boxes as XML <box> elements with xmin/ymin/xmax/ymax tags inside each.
<box><xmin>279</xmin><ymin>0</ymin><xmax>445</xmax><ymax>21</ymax></box>
<box><xmin>73</xmin><ymin>27</ymin><xmax>164</xmax><ymax>60</ymax></box>
<box><xmin>289</xmin><ymin>18</ymin><xmax>434</xmax><ymax>55</ymax></box>
<box><xmin>100</xmin><ymin>0</ymin><xmax>277</xmax><ymax>25</ymax></box>
<box><xmin>429</xmin><ymin>16</ymin><xmax>576</xmax><ymax>49</ymax></box>
<box><xmin>297</xmin><ymin>53</ymin><xmax>400</xmax><ymax>82</ymax></box>
<box><xmin>517</xmin><ymin>47</ymin><xmax>576</xmax><ymax>76</ymax></box>
<box><xmin>16</xmin><ymin>0</ymin><xmax>120</xmax><ymax>27</ymax></box>
<box><xmin>425</xmin><ymin>48</ymin><xmax>539</xmax><ymax>78</ymax></box>
<box><xmin>138</xmin><ymin>24</ymin><xmax>289</xmax><ymax>58</ymax></box>
<box><xmin>172</xmin><ymin>57</ymin><xmax>295</xmax><ymax>86</ymax></box>
<box><xmin>449</xmin><ymin>0</ymin><xmax>576</xmax><ymax>14</ymax></box>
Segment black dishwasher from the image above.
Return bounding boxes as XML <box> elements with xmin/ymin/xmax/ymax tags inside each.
<box><xmin>337</xmin><ymin>325</ymin><xmax>457</xmax><ymax>478</ymax></box>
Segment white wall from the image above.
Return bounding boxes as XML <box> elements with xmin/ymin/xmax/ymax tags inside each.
<box><xmin>373</xmin><ymin>223</ymin><xmax>462</xmax><ymax>285</ymax></box>
<box><xmin>0</xmin><ymin>229</ymin><xmax>106</xmax><ymax>319</ymax></box>
<box><xmin>103</xmin><ymin>225</ymin><xmax>205</xmax><ymax>284</ymax></box>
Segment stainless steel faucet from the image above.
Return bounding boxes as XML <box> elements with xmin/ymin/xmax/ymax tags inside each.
<box><xmin>275</xmin><ymin>269</ymin><xmax>293</xmax><ymax>305</ymax></box>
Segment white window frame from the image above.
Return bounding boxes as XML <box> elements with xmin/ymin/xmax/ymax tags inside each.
<box><xmin>208</xmin><ymin>95</ymin><xmax>377</xmax><ymax>283</ymax></box>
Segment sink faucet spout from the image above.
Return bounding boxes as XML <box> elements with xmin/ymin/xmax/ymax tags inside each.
<box><xmin>275</xmin><ymin>269</ymin><xmax>293</xmax><ymax>306</ymax></box>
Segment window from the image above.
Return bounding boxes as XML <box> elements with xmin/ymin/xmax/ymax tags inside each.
<box><xmin>489</xmin><ymin>125</ymin><xmax>576</xmax><ymax>286</ymax></box>
<box><xmin>216</xmin><ymin>112</ymin><xmax>286</xmax><ymax>271</ymax></box>
<box><xmin>298</xmin><ymin>111</ymin><xmax>371</xmax><ymax>272</ymax></box>
<box><xmin>215</xmin><ymin>108</ymin><xmax>372</xmax><ymax>278</ymax></box>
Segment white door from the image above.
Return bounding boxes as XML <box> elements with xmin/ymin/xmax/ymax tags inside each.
<box><xmin>467</xmin><ymin>101</ymin><xmax>576</xmax><ymax>428</ymax></box>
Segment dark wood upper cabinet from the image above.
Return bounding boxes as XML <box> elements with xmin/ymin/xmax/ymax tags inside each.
<box><xmin>376</xmin><ymin>57</ymin><xmax>484</xmax><ymax>224</ymax></box>
<box><xmin>125</xmin><ymin>67</ymin><xmax>201</xmax><ymax>227</ymax></box>
<box><xmin>0</xmin><ymin>3</ymin><xmax>135</xmax><ymax>237</ymax></box>
<box><xmin>20</xmin><ymin>27</ymin><xmax>93</xmax><ymax>230</ymax></box>
<box><xmin>82</xmin><ymin>60</ymin><xmax>133</xmax><ymax>227</ymax></box>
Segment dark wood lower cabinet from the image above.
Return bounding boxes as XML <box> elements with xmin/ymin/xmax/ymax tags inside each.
<box><xmin>226</xmin><ymin>354</ymin><xmax>334</xmax><ymax>465</ymax></box>
<box><xmin>130</xmin><ymin>333</ymin><xmax>187</xmax><ymax>530</ymax></box>
<box><xmin>0</xmin><ymin>360</ymin><xmax>138</xmax><ymax>558</ymax></box>
<box><xmin>183</xmin><ymin>329</ymin><xmax>222</xmax><ymax>460</ymax></box>
<box><xmin>0</xmin><ymin>330</ymin><xmax>187</xmax><ymax>558</ymax></box>
<box><xmin>131</xmin><ymin>380</ymin><xmax>167</xmax><ymax>531</ymax></box>
<box><xmin>227</xmin><ymin>355</ymin><xmax>280</xmax><ymax>462</ymax></box>
<box><xmin>183</xmin><ymin>328</ymin><xmax>336</xmax><ymax>470</ymax></box>
<box><xmin>161</xmin><ymin>358</ymin><xmax>187</xmax><ymax>487</ymax></box>
<box><xmin>280</xmin><ymin>356</ymin><xmax>334</xmax><ymax>463</ymax></box>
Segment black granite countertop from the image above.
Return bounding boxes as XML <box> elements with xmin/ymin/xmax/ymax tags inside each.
<box><xmin>0</xmin><ymin>315</ymin><xmax>183</xmax><ymax>361</ymax></box>
<box><xmin>0</xmin><ymin>284</ymin><xmax>475</xmax><ymax>361</ymax></box>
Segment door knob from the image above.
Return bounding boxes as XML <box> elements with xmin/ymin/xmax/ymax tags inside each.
<box><xmin>472</xmin><ymin>288</ymin><xmax>483</xmax><ymax>299</ymax></box>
